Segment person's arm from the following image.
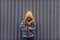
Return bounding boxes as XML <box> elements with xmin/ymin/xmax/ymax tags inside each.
<box><xmin>20</xmin><ymin>20</ymin><xmax>25</xmax><ymax>40</ymax></box>
<box><xmin>20</xmin><ymin>21</ymin><xmax>23</xmax><ymax>40</ymax></box>
<box><xmin>20</xmin><ymin>20</ymin><xmax>29</xmax><ymax>32</ymax></box>
<box><xmin>20</xmin><ymin>20</ymin><xmax>26</xmax><ymax>30</ymax></box>
<box><xmin>28</xmin><ymin>22</ymin><xmax>36</xmax><ymax>30</ymax></box>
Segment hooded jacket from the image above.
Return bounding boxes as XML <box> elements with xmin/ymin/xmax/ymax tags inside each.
<box><xmin>25</xmin><ymin>11</ymin><xmax>34</xmax><ymax>20</ymax></box>
<box><xmin>24</xmin><ymin>11</ymin><xmax>34</xmax><ymax>25</ymax></box>
<box><xmin>20</xmin><ymin>11</ymin><xmax>36</xmax><ymax>38</ymax></box>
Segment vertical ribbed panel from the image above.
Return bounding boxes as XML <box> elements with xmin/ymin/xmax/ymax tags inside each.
<box><xmin>0</xmin><ymin>0</ymin><xmax>60</xmax><ymax>40</ymax></box>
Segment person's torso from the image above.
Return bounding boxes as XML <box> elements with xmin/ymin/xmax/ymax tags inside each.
<box><xmin>21</xmin><ymin>20</ymin><xmax>35</xmax><ymax>38</ymax></box>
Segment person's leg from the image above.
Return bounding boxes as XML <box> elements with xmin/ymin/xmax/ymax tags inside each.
<box><xmin>28</xmin><ymin>37</ymin><xmax>34</xmax><ymax>40</ymax></box>
<box><xmin>31</xmin><ymin>37</ymin><xmax>34</xmax><ymax>40</ymax></box>
<box><xmin>23</xmin><ymin>37</ymin><xmax>27</xmax><ymax>40</ymax></box>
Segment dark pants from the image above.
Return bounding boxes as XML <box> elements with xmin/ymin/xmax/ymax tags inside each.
<box><xmin>23</xmin><ymin>37</ymin><xmax>34</xmax><ymax>40</ymax></box>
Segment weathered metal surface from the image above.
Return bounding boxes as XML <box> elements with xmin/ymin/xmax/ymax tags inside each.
<box><xmin>0</xmin><ymin>0</ymin><xmax>60</xmax><ymax>40</ymax></box>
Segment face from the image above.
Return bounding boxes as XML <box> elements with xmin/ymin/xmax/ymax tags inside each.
<box><xmin>26</xmin><ymin>17</ymin><xmax>32</xmax><ymax>22</ymax></box>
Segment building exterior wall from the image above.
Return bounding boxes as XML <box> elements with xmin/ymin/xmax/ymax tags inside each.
<box><xmin>0</xmin><ymin>0</ymin><xmax>60</xmax><ymax>40</ymax></box>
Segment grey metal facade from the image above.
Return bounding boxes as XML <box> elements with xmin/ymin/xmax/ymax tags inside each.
<box><xmin>0</xmin><ymin>0</ymin><xmax>60</xmax><ymax>40</ymax></box>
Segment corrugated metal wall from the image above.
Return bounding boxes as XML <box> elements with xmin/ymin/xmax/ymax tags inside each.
<box><xmin>0</xmin><ymin>0</ymin><xmax>60</xmax><ymax>40</ymax></box>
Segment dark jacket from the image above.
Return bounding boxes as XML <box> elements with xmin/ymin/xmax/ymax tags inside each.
<box><xmin>20</xmin><ymin>20</ymin><xmax>36</xmax><ymax>38</ymax></box>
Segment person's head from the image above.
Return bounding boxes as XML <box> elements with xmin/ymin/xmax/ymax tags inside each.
<box><xmin>25</xmin><ymin>11</ymin><xmax>34</xmax><ymax>22</ymax></box>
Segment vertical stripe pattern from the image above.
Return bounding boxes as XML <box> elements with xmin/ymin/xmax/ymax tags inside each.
<box><xmin>0</xmin><ymin>0</ymin><xmax>60</xmax><ymax>40</ymax></box>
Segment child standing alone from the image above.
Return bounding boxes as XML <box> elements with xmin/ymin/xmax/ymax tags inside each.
<box><xmin>20</xmin><ymin>11</ymin><xmax>36</xmax><ymax>40</ymax></box>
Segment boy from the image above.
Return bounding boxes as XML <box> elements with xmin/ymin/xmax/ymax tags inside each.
<box><xmin>20</xmin><ymin>11</ymin><xmax>36</xmax><ymax>40</ymax></box>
